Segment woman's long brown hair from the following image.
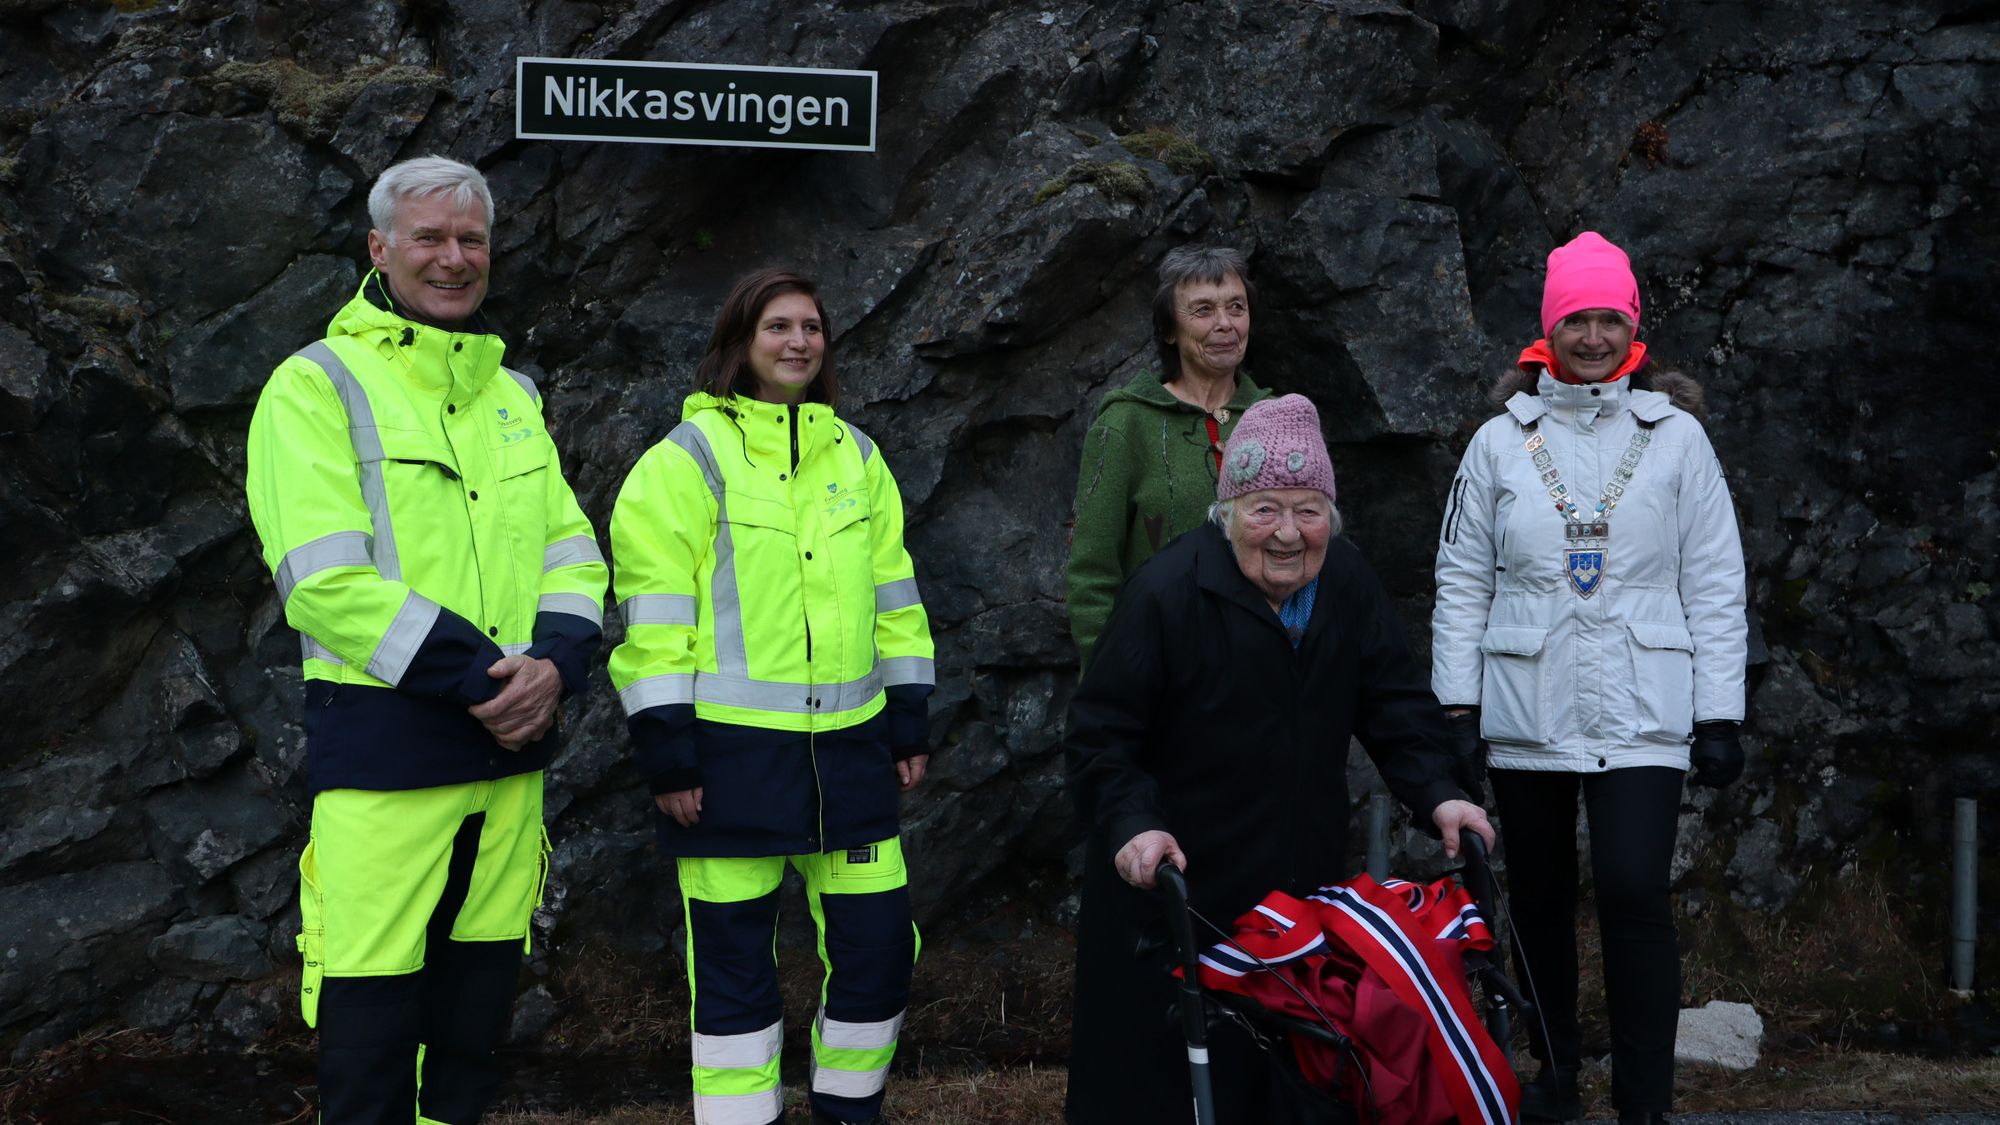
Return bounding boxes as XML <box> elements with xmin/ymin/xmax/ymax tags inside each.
<box><xmin>693</xmin><ymin>268</ymin><xmax>840</xmax><ymax>412</ymax></box>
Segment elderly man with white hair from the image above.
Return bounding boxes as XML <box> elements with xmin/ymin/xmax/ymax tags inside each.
<box><xmin>246</xmin><ymin>155</ymin><xmax>606</xmax><ymax>1123</ymax></box>
<box><xmin>1063</xmin><ymin>393</ymin><xmax>1493</xmax><ymax>1124</ymax></box>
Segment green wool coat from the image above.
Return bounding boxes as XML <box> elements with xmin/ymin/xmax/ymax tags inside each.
<box><xmin>1065</xmin><ymin>369</ymin><xmax>1270</xmax><ymax>669</ymax></box>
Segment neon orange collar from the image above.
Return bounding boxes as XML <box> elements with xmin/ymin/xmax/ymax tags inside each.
<box><xmin>1517</xmin><ymin>338</ymin><xmax>1648</xmax><ymax>385</ymax></box>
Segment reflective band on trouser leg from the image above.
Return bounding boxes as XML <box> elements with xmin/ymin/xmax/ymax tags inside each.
<box><xmin>691</xmin><ymin>1022</ymin><xmax>785</xmax><ymax>1125</ymax></box>
<box><xmin>680</xmin><ymin>855</ymin><xmax>788</xmax><ymax>1125</ymax></box>
<box><xmin>797</xmin><ymin>838</ymin><xmax>915</xmax><ymax>1120</ymax></box>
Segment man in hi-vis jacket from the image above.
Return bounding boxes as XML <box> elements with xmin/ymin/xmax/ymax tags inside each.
<box><xmin>246</xmin><ymin>154</ymin><xmax>607</xmax><ymax>1124</ymax></box>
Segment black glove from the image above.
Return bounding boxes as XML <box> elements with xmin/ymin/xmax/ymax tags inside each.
<box><xmin>1444</xmin><ymin>709</ymin><xmax>1487</xmax><ymax>800</ymax></box>
<box><xmin>1689</xmin><ymin>720</ymin><xmax>1745</xmax><ymax>788</ymax></box>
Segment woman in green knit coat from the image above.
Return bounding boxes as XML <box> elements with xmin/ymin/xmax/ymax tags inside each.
<box><xmin>1066</xmin><ymin>247</ymin><xmax>1271</xmax><ymax>669</ymax></box>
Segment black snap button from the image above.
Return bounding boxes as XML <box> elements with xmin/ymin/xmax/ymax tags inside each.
<box><xmin>447</xmin><ymin>404</ymin><xmax>457</xmax><ymax>414</ymax></box>
<box><xmin>804</xmin><ymin>551</ymin><xmax>813</xmax><ymax>560</ymax></box>
<box><xmin>1590</xmin><ymin>388</ymin><xmax>1601</xmax><ymax>396</ymax></box>
<box><xmin>469</xmin><ymin>491</ymin><xmax>479</xmax><ymax>500</ymax></box>
<box><xmin>488</xmin><ymin>626</ymin><xmax>499</xmax><ymax>637</ymax></box>
<box><xmin>779</xmin><ymin>473</ymin><xmax>787</xmax><ymax>481</ymax></box>
<box><xmin>813</xmin><ymin>698</ymin><xmax>822</xmax><ymax>708</ymax></box>
<box><xmin>1598</xmin><ymin>757</ymin><xmax>1608</xmax><ymax>767</ymax></box>
<box><xmin>453</xmin><ymin>342</ymin><xmax>463</xmax><ymax>352</ymax></box>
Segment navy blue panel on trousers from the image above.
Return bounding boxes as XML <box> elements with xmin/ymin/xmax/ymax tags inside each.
<box><xmin>687</xmin><ymin>889</ymin><xmax>786</xmax><ymax>1035</ymax></box>
<box><xmin>654</xmin><ymin>716</ymin><xmax>898</xmax><ymax>858</ymax></box>
<box><xmin>817</xmin><ymin>887</ymin><xmax>915</xmax><ymax>1024</ymax></box>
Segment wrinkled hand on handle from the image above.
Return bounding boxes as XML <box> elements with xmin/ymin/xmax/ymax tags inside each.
<box><xmin>1115</xmin><ymin>829</ymin><xmax>1185</xmax><ymax>890</ymax></box>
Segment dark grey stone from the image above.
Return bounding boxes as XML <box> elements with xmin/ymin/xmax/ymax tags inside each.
<box><xmin>149</xmin><ymin>915</ymin><xmax>275</xmax><ymax>983</ymax></box>
<box><xmin>1</xmin><ymin>0</ymin><xmax>1996</xmax><ymax>1059</ymax></box>
<box><xmin>167</xmin><ymin>255</ymin><xmax>359</xmax><ymax>412</ymax></box>
<box><xmin>508</xmin><ymin>983</ymin><xmax>559</xmax><ymax>1046</ymax></box>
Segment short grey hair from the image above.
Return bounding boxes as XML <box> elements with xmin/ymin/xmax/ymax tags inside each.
<box><xmin>1207</xmin><ymin>495</ymin><xmax>1344</xmax><ymax>537</ymax></box>
<box><xmin>1153</xmin><ymin>246</ymin><xmax>1255</xmax><ymax>380</ymax></box>
<box><xmin>368</xmin><ymin>155</ymin><xmax>494</xmax><ymax>244</ymax></box>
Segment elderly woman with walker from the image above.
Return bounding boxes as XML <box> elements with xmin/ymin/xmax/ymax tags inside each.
<box><xmin>1065</xmin><ymin>393</ymin><xmax>1494</xmax><ymax>1124</ymax></box>
<box><xmin>1431</xmin><ymin>232</ymin><xmax>1748</xmax><ymax>1124</ymax></box>
<box><xmin>609</xmin><ymin>268</ymin><xmax>934</xmax><ymax>1125</ymax></box>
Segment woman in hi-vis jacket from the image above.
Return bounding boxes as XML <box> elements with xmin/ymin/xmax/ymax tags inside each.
<box><xmin>1431</xmin><ymin>233</ymin><xmax>1748</xmax><ymax>1125</ymax></box>
<box><xmin>608</xmin><ymin>268</ymin><xmax>935</xmax><ymax>1125</ymax></box>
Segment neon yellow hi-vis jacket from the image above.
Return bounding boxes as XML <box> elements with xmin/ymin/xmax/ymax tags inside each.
<box><xmin>609</xmin><ymin>392</ymin><xmax>935</xmax><ymax>853</ymax></box>
<box><xmin>245</xmin><ymin>272</ymin><xmax>608</xmax><ymax>794</ymax></box>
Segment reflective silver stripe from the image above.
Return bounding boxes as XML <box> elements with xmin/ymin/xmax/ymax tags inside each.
<box><xmin>367</xmin><ymin>590</ymin><xmax>441</xmax><ymax>686</ymax></box>
<box><xmin>877</xmin><ymin>655</ymin><xmax>936</xmax><ymax>688</ymax></box>
<box><xmin>300</xmin><ymin>634</ymin><xmax>345</xmax><ymax>665</ymax></box>
<box><xmin>502</xmin><ymin>365</ymin><xmax>538</xmax><ymax>402</ymax></box>
<box><xmin>500</xmin><ymin>642</ymin><xmax>533</xmax><ymax>656</ymax></box>
<box><xmin>874</xmin><ymin>577</ymin><xmax>922</xmax><ymax>614</ymax></box>
<box><xmin>809</xmin><ymin>1059</ymin><xmax>889</xmax><ymax>1098</ymax></box>
<box><xmin>694</xmin><ymin>669</ymin><xmax>880</xmax><ymax>714</ymax></box>
<box><xmin>539</xmin><ymin>591</ymin><xmax>605</xmax><ymax>628</ymax></box>
<box><xmin>816</xmin><ymin>1010</ymin><xmax>903</xmax><ymax>1051</ymax></box>
<box><xmin>620</xmin><ymin>593</ymin><xmax>697</xmax><ymax>627</ymax></box>
<box><xmin>275</xmin><ymin>531</ymin><xmax>374</xmax><ymax>603</ymax></box>
<box><xmin>296</xmin><ymin>342</ymin><xmax>402</xmax><ymax>582</ymax></box>
<box><xmin>668</xmin><ymin>423</ymin><xmax>750</xmax><ymax>678</ymax></box>
<box><xmin>543</xmin><ymin>535</ymin><xmax>604</xmax><ymax>573</ymax></box>
<box><xmin>620</xmin><ymin>673</ymin><xmax>695</xmax><ymax>714</ymax></box>
<box><xmin>691</xmin><ymin>1089</ymin><xmax>781</xmax><ymax>1125</ymax></box>
<box><xmin>692</xmin><ymin>1020</ymin><xmax>783</xmax><ymax>1069</ymax></box>
<box><xmin>847</xmin><ymin>423</ymin><xmax>876</xmax><ymax>464</ymax></box>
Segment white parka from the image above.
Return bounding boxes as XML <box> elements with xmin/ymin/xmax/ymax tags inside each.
<box><xmin>1431</xmin><ymin>371</ymin><xmax>1747</xmax><ymax>773</ymax></box>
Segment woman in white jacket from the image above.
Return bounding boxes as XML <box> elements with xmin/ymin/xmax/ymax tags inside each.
<box><xmin>1431</xmin><ymin>232</ymin><xmax>1748</xmax><ymax>1125</ymax></box>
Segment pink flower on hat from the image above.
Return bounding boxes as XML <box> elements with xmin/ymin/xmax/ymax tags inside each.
<box><xmin>1216</xmin><ymin>394</ymin><xmax>1336</xmax><ymax>503</ymax></box>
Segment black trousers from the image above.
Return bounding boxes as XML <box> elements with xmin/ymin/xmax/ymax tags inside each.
<box><xmin>316</xmin><ymin>813</ymin><xmax>523</xmax><ymax>1124</ymax></box>
<box><xmin>1490</xmin><ymin>766</ymin><xmax>1683</xmax><ymax>1115</ymax></box>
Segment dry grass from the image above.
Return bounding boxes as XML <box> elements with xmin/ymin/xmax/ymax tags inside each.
<box><xmin>1119</xmin><ymin>128</ymin><xmax>1216</xmax><ymax>176</ymax></box>
<box><xmin>205</xmin><ymin>59</ymin><xmax>444</xmax><ymax>137</ymax></box>
<box><xmin>487</xmin><ymin>1064</ymin><xmax>1069</xmax><ymax>1124</ymax></box>
<box><xmin>1678</xmin><ymin>862</ymin><xmax>1940</xmax><ymax>1042</ymax></box>
<box><xmin>7</xmin><ymin>864</ymin><xmax>1995</xmax><ymax>1122</ymax></box>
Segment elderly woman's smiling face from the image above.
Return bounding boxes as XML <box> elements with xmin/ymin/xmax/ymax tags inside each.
<box><xmin>1170</xmin><ymin>272</ymin><xmax>1250</xmax><ymax>382</ymax></box>
<box><xmin>1227</xmin><ymin>488</ymin><xmax>1331</xmax><ymax>609</ymax></box>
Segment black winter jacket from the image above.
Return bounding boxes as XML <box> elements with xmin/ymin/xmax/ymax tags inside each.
<box><xmin>1063</xmin><ymin>521</ymin><xmax>1464</xmax><ymax>1123</ymax></box>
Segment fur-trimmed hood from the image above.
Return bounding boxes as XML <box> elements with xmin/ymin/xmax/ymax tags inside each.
<box><xmin>1489</xmin><ymin>364</ymin><xmax>1706</xmax><ymax>419</ymax></box>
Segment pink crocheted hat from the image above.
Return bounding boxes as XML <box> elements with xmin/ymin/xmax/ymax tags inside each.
<box><xmin>1542</xmin><ymin>231</ymin><xmax>1641</xmax><ymax>337</ymax></box>
<box><xmin>1216</xmin><ymin>394</ymin><xmax>1336</xmax><ymax>503</ymax></box>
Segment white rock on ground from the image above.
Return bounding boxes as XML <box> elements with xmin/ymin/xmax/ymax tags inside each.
<box><xmin>1675</xmin><ymin>1000</ymin><xmax>1764</xmax><ymax>1070</ymax></box>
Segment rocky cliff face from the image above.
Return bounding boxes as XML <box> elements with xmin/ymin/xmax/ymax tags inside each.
<box><xmin>1</xmin><ymin>0</ymin><xmax>1994</xmax><ymax>1059</ymax></box>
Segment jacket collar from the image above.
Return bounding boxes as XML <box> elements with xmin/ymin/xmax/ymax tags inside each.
<box><xmin>683</xmin><ymin>391</ymin><xmax>843</xmax><ymax>467</ymax></box>
<box><xmin>1504</xmin><ymin>371</ymin><xmax>1679</xmax><ymax>428</ymax></box>
<box><xmin>1192</xmin><ymin>522</ymin><xmax>1330</xmax><ymax>643</ymax></box>
<box><xmin>1100</xmin><ymin>368</ymin><xmax>1266</xmax><ymax>415</ymax></box>
<box><xmin>331</xmin><ymin>271</ymin><xmax>506</xmax><ymax>397</ymax></box>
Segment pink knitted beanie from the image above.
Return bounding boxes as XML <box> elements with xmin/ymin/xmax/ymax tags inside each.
<box><xmin>1216</xmin><ymin>394</ymin><xmax>1336</xmax><ymax>503</ymax></box>
<box><xmin>1541</xmin><ymin>232</ymin><xmax>1641</xmax><ymax>337</ymax></box>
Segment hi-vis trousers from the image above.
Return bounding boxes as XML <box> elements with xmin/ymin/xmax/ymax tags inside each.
<box><xmin>679</xmin><ymin>837</ymin><xmax>918</xmax><ymax>1125</ymax></box>
<box><xmin>298</xmin><ymin>773</ymin><xmax>551</xmax><ymax>1124</ymax></box>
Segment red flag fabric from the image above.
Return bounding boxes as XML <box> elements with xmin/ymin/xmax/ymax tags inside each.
<box><xmin>1188</xmin><ymin>875</ymin><xmax>1521</xmax><ymax>1125</ymax></box>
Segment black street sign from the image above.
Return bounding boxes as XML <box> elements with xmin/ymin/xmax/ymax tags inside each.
<box><xmin>516</xmin><ymin>58</ymin><xmax>877</xmax><ymax>152</ymax></box>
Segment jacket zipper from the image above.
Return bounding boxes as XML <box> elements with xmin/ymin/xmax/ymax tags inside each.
<box><xmin>791</xmin><ymin>402</ymin><xmax>825</xmax><ymax>850</ymax></box>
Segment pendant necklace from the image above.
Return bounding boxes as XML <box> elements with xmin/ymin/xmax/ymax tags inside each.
<box><xmin>1522</xmin><ymin>420</ymin><xmax>1655</xmax><ymax>598</ymax></box>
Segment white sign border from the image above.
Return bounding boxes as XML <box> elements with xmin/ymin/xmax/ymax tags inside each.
<box><xmin>515</xmin><ymin>56</ymin><xmax>879</xmax><ymax>153</ymax></box>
